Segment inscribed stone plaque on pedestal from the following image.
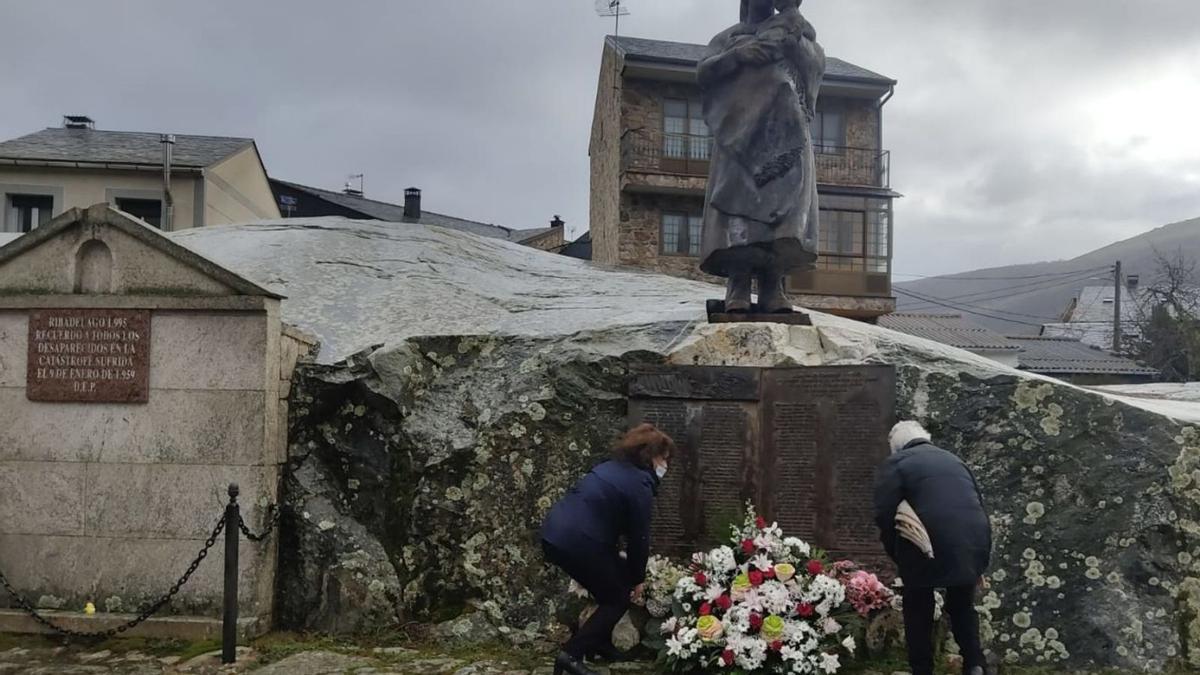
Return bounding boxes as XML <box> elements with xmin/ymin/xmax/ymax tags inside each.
<box><xmin>26</xmin><ymin>308</ymin><xmax>151</xmax><ymax>403</ymax></box>
<box><xmin>629</xmin><ymin>365</ymin><xmax>894</xmax><ymax>563</ymax></box>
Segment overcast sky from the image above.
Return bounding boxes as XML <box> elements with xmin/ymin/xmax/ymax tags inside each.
<box><xmin>2</xmin><ymin>1</ymin><xmax>1199</xmax><ymax>277</ymax></box>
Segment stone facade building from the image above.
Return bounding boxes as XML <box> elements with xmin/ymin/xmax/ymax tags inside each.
<box><xmin>589</xmin><ymin>37</ymin><xmax>899</xmax><ymax>320</ymax></box>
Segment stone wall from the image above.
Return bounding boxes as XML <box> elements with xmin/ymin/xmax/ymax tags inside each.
<box><xmin>589</xmin><ymin>45</ymin><xmax>623</xmax><ymax>267</ymax></box>
<box><xmin>617</xmin><ymin>191</ymin><xmax>714</xmax><ymax>282</ymax></box>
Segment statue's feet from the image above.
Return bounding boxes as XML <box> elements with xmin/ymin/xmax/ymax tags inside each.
<box><xmin>725</xmin><ymin>273</ymin><xmax>752</xmax><ymax>313</ymax></box>
<box><xmin>758</xmin><ymin>271</ymin><xmax>793</xmax><ymax>313</ymax></box>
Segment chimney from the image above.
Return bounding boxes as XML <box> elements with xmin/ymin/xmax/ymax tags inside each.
<box><xmin>160</xmin><ymin>134</ymin><xmax>175</xmax><ymax>230</ymax></box>
<box><xmin>1126</xmin><ymin>274</ymin><xmax>1140</xmax><ymax>294</ymax></box>
<box><xmin>403</xmin><ymin>187</ymin><xmax>422</xmax><ymax>221</ymax></box>
<box><xmin>63</xmin><ymin>115</ymin><xmax>95</xmax><ymax>130</ymax></box>
<box><xmin>550</xmin><ymin>215</ymin><xmax>565</xmax><ymax>228</ymax></box>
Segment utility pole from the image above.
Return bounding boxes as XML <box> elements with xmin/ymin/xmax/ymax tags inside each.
<box><xmin>1113</xmin><ymin>260</ymin><xmax>1122</xmax><ymax>354</ymax></box>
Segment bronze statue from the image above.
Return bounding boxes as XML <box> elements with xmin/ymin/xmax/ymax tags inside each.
<box><xmin>698</xmin><ymin>0</ymin><xmax>826</xmax><ymax>314</ymax></box>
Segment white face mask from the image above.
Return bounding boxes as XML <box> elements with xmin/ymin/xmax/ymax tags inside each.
<box><xmin>655</xmin><ymin>464</ymin><xmax>668</xmax><ymax>479</ymax></box>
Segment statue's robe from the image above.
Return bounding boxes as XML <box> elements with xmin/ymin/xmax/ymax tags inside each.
<box><xmin>698</xmin><ymin>12</ymin><xmax>826</xmax><ymax>278</ymax></box>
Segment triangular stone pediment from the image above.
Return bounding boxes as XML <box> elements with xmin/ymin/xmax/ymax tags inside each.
<box><xmin>0</xmin><ymin>204</ymin><xmax>279</xmax><ymax>298</ymax></box>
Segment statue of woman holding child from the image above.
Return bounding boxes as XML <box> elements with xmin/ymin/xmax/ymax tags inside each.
<box><xmin>698</xmin><ymin>0</ymin><xmax>826</xmax><ymax>314</ymax></box>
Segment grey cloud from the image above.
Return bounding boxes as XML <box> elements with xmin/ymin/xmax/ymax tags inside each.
<box><xmin>1</xmin><ymin>0</ymin><xmax>1197</xmax><ymax>277</ymax></box>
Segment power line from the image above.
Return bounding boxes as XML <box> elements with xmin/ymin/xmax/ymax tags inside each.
<box><xmin>894</xmin><ymin>288</ymin><xmax>1054</xmax><ymax>327</ymax></box>
<box><xmin>903</xmin><ymin>269</ymin><xmax>1110</xmax><ymax>309</ymax></box>
<box><xmin>892</xmin><ymin>265</ymin><xmax>1111</xmax><ymax>282</ymax></box>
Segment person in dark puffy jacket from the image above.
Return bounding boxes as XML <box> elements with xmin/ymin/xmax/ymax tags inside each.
<box><xmin>873</xmin><ymin>421</ymin><xmax>992</xmax><ymax>675</ymax></box>
<box><xmin>541</xmin><ymin>423</ymin><xmax>675</xmax><ymax>675</ymax></box>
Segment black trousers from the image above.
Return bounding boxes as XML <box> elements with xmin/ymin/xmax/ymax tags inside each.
<box><xmin>902</xmin><ymin>584</ymin><xmax>985</xmax><ymax>675</ymax></box>
<box><xmin>543</xmin><ymin>538</ymin><xmax>630</xmax><ymax>659</ymax></box>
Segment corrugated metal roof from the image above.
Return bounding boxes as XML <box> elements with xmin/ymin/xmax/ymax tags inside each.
<box><xmin>610</xmin><ymin>35</ymin><xmax>896</xmax><ymax>85</ymax></box>
<box><xmin>1006</xmin><ymin>335</ymin><xmax>1158</xmax><ymax>376</ymax></box>
<box><xmin>0</xmin><ymin>127</ymin><xmax>251</xmax><ymax>168</ymax></box>
<box><xmin>878</xmin><ymin>313</ymin><xmax>1019</xmax><ymax>351</ymax></box>
<box><xmin>271</xmin><ymin>180</ymin><xmax>539</xmax><ymax>242</ymax></box>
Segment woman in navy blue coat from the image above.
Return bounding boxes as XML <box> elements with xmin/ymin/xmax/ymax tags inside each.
<box><xmin>541</xmin><ymin>423</ymin><xmax>675</xmax><ymax>675</ymax></box>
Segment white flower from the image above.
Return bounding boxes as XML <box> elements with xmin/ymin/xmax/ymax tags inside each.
<box><xmin>707</xmin><ymin>546</ymin><xmax>738</xmax><ymax>573</ymax></box>
<box><xmin>751</xmin><ymin>553</ymin><xmax>773</xmax><ymax>571</ymax></box>
<box><xmin>784</xmin><ymin>537</ymin><xmax>812</xmax><ymax>558</ymax></box>
<box><xmin>823</xmin><ymin>617</ymin><xmax>842</xmax><ymax>635</ymax></box>
<box><xmin>704</xmin><ymin>584</ymin><xmax>725</xmax><ymax>602</ymax></box>
<box><xmin>760</xmin><ymin>580</ymin><xmax>793</xmax><ymax>616</ymax></box>
<box><xmin>841</xmin><ymin>636</ymin><xmax>856</xmax><ymax>654</ymax></box>
<box><xmin>661</xmin><ymin>617</ymin><xmax>678</xmax><ymax>634</ymax></box>
<box><xmin>819</xmin><ymin>651</ymin><xmax>841</xmax><ymax>673</ymax></box>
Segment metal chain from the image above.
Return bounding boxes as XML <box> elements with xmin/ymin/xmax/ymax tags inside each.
<box><xmin>0</xmin><ymin>517</ymin><xmax>225</xmax><ymax>641</ymax></box>
<box><xmin>238</xmin><ymin>504</ymin><xmax>282</xmax><ymax>542</ymax></box>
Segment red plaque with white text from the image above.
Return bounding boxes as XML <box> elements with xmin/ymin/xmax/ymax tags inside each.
<box><xmin>26</xmin><ymin>309</ymin><xmax>151</xmax><ymax>403</ymax></box>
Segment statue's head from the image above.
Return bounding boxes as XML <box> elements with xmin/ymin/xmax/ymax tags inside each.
<box><xmin>774</xmin><ymin>0</ymin><xmax>801</xmax><ymax>10</ymax></box>
<box><xmin>740</xmin><ymin>0</ymin><xmax>775</xmax><ymax>22</ymax></box>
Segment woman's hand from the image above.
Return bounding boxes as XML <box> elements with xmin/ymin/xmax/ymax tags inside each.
<box><xmin>630</xmin><ymin>583</ymin><xmax>645</xmax><ymax>602</ymax></box>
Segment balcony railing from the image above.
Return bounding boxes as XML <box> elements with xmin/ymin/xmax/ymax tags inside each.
<box><xmin>622</xmin><ymin>132</ymin><xmax>890</xmax><ymax>188</ymax></box>
<box><xmin>623</xmin><ymin>133</ymin><xmax>713</xmax><ymax>177</ymax></box>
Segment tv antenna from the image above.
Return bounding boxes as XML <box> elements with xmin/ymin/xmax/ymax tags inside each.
<box><xmin>595</xmin><ymin>0</ymin><xmax>630</xmax><ymax>38</ymax></box>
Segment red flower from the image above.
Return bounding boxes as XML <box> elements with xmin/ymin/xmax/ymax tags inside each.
<box><xmin>770</xmin><ymin>640</ymin><xmax>784</xmax><ymax>652</ymax></box>
<box><xmin>797</xmin><ymin>602</ymin><xmax>815</xmax><ymax>618</ymax></box>
<box><xmin>749</xmin><ymin>613</ymin><xmax>764</xmax><ymax>631</ymax></box>
<box><xmin>721</xmin><ymin>649</ymin><xmax>735</xmax><ymax>666</ymax></box>
<box><xmin>748</xmin><ymin>570</ymin><xmax>764</xmax><ymax>587</ymax></box>
<box><xmin>806</xmin><ymin>559</ymin><xmax>824</xmax><ymax>576</ymax></box>
<box><xmin>765</xmin><ymin>566</ymin><xmax>776</xmax><ymax>579</ymax></box>
<box><xmin>755</xmin><ymin>516</ymin><xmax>767</xmax><ymax>529</ymax></box>
<box><xmin>716</xmin><ymin>594</ymin><xmax>733</xmax><ymax>611</ymax></box>
<box><xmin>694</xmin><ymin>572</ymin><xmax>707</xmax><ymax>586</ymax></box>
<box><xmin>741</xmin><ymin>539</ymin><xmax>756</xmax><ymax>554</ymax></box>
<box><xmin>699</xmin><ymin>602</ymin><xmax>712</xmax><ymax>616</ymax></box>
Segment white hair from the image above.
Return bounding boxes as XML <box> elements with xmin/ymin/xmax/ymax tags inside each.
<box><xmin>889</xmin><ymin>421</ymin><xmax>931</xmax><ymax>454</ymax></box>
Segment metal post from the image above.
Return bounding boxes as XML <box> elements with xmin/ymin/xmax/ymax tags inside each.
<box><xmin>1113</xmin><ymin>260</ymin><xmax>1123</xmax><ymax>354</ymax></box>
<box><xmin>222</xmin><ymin>484</ymin><xmax>240</xmax><ymax>664</ymax></box>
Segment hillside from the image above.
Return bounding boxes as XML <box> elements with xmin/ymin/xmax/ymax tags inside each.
<box><xmin>897</xmin><ymin>216</ymin><xmax>1200</xmax><ymax>334</ymax></box>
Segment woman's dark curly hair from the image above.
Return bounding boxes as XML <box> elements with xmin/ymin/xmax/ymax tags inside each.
<box><xmin>612</xmin><ymin>423</ymin><xmax>676</xmax><ymax>469</ymax></box>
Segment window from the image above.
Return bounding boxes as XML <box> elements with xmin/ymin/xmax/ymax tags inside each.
<box><xmin>662</xmin><ymin>212</ymin><xmax>703</xmax><ymax>256</ymax></box>
<box><xmin>817</xmin><ymin>209</ymin><xmax>865</xmax><ymax>271</ymax></box>
<box><xmin>115</xmin><ymin>198</ymin><xmax>162</xmax><ymax>228</ymax></box>
<box><xmin>3</xmin><ymin>194</ymin><xmax>54</xmax><ymax>233</ymax></box>
<box><xmin>813</xmin><ymin>109</ymin><xmax>844</xmax><ymax>154</ymax></box>
<box><xmin>663</xmin><ymin>99</ymin><xmax>710</xmax><ymax>160</ymax></box>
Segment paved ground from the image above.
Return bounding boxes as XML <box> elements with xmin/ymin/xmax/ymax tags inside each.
<box><xmin>0</xmin><ymin>645</ymin><xmax>665</xmax><ymax>675</ymax></box>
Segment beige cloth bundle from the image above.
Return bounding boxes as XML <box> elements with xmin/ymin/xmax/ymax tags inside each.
<box><xmin>896</xmin><ymin>500</ymin><xmax>935</xmax><ymax>559</ymax></box>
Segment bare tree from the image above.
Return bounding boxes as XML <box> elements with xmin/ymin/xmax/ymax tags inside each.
<box><xmin>1130</xmin><ymin>247</ymin><xmax>1200</xmax><ymax>382</ymax></box>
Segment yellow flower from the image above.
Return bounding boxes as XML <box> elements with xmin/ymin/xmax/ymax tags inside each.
<box><xmin>697</xmin><ymin>615</ymin><xmax>725</xmax><ymax>642</ymax></box>
<box><xmin>83</xmin><ymin>603</ymin><xmax>96</xmax><ymax>615</ymax></box>
<box><xmin>774</xmin><ymin>563</ymin><xmax>797</xmax><ymax>583</ymax></box>
<box><xmin>762</xmin><ymin>615</ymin><xmax>785</xmax><ymax>641</ymax></box>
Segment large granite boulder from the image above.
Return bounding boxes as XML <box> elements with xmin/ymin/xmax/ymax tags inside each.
<box><xmin>170</xmin><ymin>218</ymin><xmax>1200</xmax><ymax>671</ymax></box>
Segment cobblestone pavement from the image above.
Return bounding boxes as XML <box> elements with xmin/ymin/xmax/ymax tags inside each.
<box><xmin>0</xmin><ymin>645</ymin><xmax>664</xmax><ymax>675</ymax></box>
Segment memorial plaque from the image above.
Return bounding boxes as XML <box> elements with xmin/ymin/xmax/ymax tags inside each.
<box><xmin>26</xmin><ymin>309</ymin><xmax>151</xmax><ymax>403</ymax></box>
<box><xmin>629</xmin><ymin>365</ymin><xmax>894</xmax><ymax>566</ymax></box>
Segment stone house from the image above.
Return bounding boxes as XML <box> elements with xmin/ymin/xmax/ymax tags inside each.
<box><xmin>589</xmin><ymin>36</ymin><xmax>899</xmax><ymax>320</ymax></box>
<box><xmin>0</xmin><ymin>116</ymin><xmax>279</xmax><ymax>233</ymax></box>
<box><xmin>269</xmin><ymin>179</ymin><xmax>565</xmax><ymax>250</ymax></box>
<box><xmin>878</xmin><ymin>312</ymin><xmax>1022</xmax><ymax>367</ymax></box>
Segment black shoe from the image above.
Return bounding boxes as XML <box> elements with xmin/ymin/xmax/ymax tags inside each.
<box><xmin>967</xmin><ymin>667</ymin><xmax>987</xmax><ymax>675</ymax></box>
<box><xmin>588</xmin><ymin>644</ymin><xmax>627</xmax><ymax>663</ymax></box>
<box><xmin>554</xmin><ymin>651</ymin><xmax>598</xmax><ymax>675</ymax></box>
